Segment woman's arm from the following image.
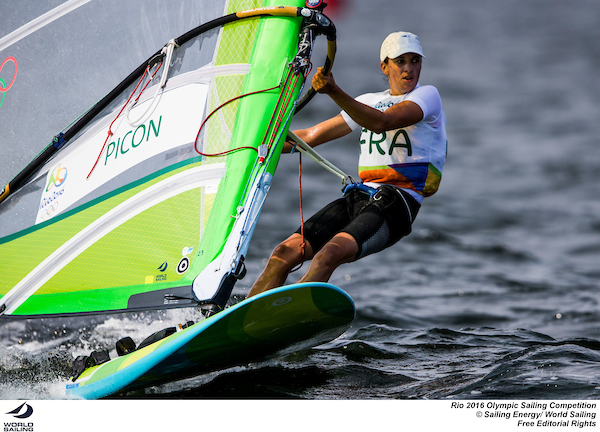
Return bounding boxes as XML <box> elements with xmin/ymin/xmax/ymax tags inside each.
<box><xmin>312</xmin><ymin>68</ymin><xmax>423</xmax><ymax>133</ymax></box>
<box><xmin>284</xmin><ymin>113</ymin><xmax>352</xmax><ymax>152</ymax></box>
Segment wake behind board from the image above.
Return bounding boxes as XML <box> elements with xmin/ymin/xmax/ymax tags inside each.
<box><xmin>65</xmin><ymin>283</ymin><xmax>355</xmax><ymax>399</ymax></box>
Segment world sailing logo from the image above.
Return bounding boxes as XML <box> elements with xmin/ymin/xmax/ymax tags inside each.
<box><xmin>4</xmin><ymin>402</ymin><xmax>34</xmax><ymax>432</ymax></box>
<box><xmin>5</xmin><ymin>402</ymin><xmax>33</xmax><ymax>419</ymax></box>
<box><xmin>0</xmin><ymin>56</ymin><xmax>18</xmax><ymax>109</ymax></box>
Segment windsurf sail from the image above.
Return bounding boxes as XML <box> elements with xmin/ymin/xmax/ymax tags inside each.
<box><xmin>0</xmin><ymin>0</ymin><xmax>336</xmax><ymax>319</ymax></box>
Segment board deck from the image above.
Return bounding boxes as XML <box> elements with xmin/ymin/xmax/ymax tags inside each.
<box><xmin>65</xmin><ymin>283</ymin><xmax>355</xmax><ymax>399</ymax></box>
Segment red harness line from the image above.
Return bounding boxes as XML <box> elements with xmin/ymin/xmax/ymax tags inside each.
<box><xmin>193</xmin><ymin>83</ymin><xmax>282</xmax><ymax>158</ymax></box>
<box><xmin>194</xmin><ymin>67</ymin><xmax>300</xmax><ymax>162</ymax></box>
<box><xmin>294</xmin><ymin>152</ymin><xmax>306</xmax><ymax>272</ymax></box>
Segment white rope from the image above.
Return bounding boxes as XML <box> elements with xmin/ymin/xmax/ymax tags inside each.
<box><xmin>125</xmin><ymin>39</ymin><xmax>178</xmax><ymax>127</ymax></box>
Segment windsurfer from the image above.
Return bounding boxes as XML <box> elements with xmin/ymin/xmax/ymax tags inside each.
<box><xmin>247</xmin><ymin>31</ymin><xmax>447</xmax><ymax>297</ymax></box>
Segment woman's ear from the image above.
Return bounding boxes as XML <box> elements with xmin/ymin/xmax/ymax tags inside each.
<box><xmin>380</xmin><ymin>60</ymin><xmax>389</xmax><ymax>76</ymax></box>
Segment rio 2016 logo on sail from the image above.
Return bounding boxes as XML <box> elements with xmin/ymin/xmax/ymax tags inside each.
<box><xmin>45</xmin><ymin>163</ymin><xmax>67</xmax><ymax>192</ymax></box>
<box><xmin>39</xmin><ymin>164</ymin><xmax>68</xmax><ymax>221</ymax></box>
<box><xmin>0</xmin><ymin>56</ymin><xmax>18</xmax><ymax>108</ymax></box>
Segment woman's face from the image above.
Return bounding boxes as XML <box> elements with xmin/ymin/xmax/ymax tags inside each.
<box><xmin>381</xmin><ymin>53</ymin><xmax>422</xmax><ymax>95</ymax></box>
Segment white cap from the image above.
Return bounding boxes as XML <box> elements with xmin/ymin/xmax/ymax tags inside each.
<box><xmin>380</xmin><ymin>31</ymin><xmax>425</xmax><ymax>62</ymax></box>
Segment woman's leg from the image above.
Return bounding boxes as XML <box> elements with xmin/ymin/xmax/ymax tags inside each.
<box><xmin>247</xmin><ymin>233</ymin><xmax>314</xmax><ymax>298</ymax></box>
<box><xmin>297</xmin><ymin>232</ymin><xmax>359</xmax><ymax>283</ymax></box>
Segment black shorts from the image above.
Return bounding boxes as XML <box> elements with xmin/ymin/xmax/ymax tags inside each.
<box><xmin>295</xmin><ymin>184</ymin><xmax>421</xmax><ymax>261</ymax></box>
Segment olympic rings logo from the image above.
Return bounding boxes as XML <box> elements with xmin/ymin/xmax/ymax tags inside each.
<box><xmin>39</xmin><ymin>200</ymin><xmax>60</xmax><ymax>221</ymax></box>
<box><xmin>0</xmin><ymin>56</ymin><xmax>18</xmax><ymax>108</ymax></box>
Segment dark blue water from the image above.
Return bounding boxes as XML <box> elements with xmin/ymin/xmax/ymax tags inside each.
<box><xmin>2</xmin><ymin>0</ymin><xmax>600</xmax><ymax>400</ymax></box>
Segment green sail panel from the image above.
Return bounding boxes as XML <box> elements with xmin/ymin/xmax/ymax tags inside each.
<box><xmin>0</xmin><ymin>0</ymin><xmax>306</xmax><ymax>318</ymax></box>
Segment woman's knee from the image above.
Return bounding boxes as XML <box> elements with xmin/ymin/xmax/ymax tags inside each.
<box><xmin>314</xmin><ymin>234</ymin><xmax>359</xmax><ymax>266</ymax></box>
<box><xmin>271</xmin><ymin>242</ymin><xmax>298</xmax><ymax>262</ymax></box>
<box><xmin>271</xmin><ymin>234</ymin><xmax>313</xmax><ymax>263</ymax></box>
